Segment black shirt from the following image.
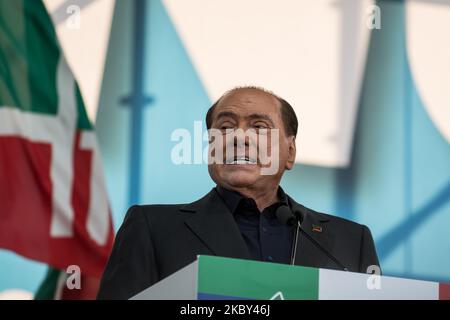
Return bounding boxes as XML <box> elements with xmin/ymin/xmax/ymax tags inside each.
<box><xmin>215</xmin><ymin>185</ymin><xmax>295</xmax><ymax>264</ymax></box>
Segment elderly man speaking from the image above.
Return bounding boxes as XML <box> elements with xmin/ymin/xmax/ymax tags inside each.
<box><xmin>97</xmin><ymin>87</ymin><xmax>380</xmax><ymax>299</ymax></box>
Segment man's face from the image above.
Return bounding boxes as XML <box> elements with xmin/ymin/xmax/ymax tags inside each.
<box><xmin>207</xmin><ymin>89</ymin><xmax>296</xmax><ymax>192</ymax></box>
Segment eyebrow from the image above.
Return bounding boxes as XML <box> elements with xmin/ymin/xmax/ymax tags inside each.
<box><xmin>214</xmin><ymin>111</ymin><xmax>238</xmax><ymax>122</ymax></box>
<box><xmin>214</xmin><ymin>111</ymin><xmax>275</xmax><ymax>126</ymax></box>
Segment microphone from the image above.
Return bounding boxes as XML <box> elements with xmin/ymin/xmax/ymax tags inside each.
<box><xmin>275</xmin><ymin>205</ymin><xmax>348</xmax><ymax>271</ymax></box>
<box><xmin>275</xmin><ymin>205</ymin><xmax>297</xmax><ymax>226</ymax></box>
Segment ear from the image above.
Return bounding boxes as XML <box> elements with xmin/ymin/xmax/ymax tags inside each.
<box><xmin>285</xmin><ymin>136</ymin><xmax>296</xmax><ymax>170</ymax></box>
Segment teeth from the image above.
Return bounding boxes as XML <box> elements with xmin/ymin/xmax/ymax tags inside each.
<box><xmin>226</xmin><ymin>157</ymin><xmax>257</xmax><ymax>165</ymax></box>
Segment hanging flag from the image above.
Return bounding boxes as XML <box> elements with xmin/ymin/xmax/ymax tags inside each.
<box><xmin>0</xmin><ymin>0</ymin><xmax>114</xmax><ymax>298</ymax></box>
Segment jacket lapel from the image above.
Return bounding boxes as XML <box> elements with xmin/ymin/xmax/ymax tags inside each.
<box><xmin>181</xmin><ymin>189</ymin><xmax>251</xmax><ymax>260</ymax></box>
<box><xmin>289</xmin><ymin>197</ymin><xmax>336</xmax><ymax>269</ymax></box>
<box><xmin>181</xmin><ymin>189</ymin><xmax>337</xmax><ymax>269</ymax></box>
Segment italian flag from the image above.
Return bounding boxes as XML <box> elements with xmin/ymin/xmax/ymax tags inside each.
<box><xmin>194</xmin><ymin>256</ymin><xmax>450</xmax><ymax>300</ymax></box>
<box><xmin>0</xmin><ymin>0</ymin><xmax>114</xmax><ymax>299</ymax></box>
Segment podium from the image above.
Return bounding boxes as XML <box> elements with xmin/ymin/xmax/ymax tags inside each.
<box><xmin>131</xmin><ymin>255</ymin><xmax>450</xmax><ymax>300</ymax></box>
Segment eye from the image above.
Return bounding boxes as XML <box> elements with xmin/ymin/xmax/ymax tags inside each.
<box><xmin>218</xmin><ymin>121</ymin><xmax>235</xmax><ymax>131</ymax></box>
<box><xmin>253</xmin><ymin>122</ymin><xmax>269</xmax><ymax>129</ymax></box>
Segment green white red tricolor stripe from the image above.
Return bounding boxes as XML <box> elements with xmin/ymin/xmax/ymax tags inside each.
<box><xmin>133</xmin><ymin>256</ymin><xmax>450</xmax><ymax>300</ymax></box>
<box><xmin>0</xmin><ymin>0</ymin><xmax>113</xmax><ymax>293</ymax></box>
<box><xmin>193</xmin><ymin>256</ymin><xmax>450</xmax><ymax>300</ymax></box>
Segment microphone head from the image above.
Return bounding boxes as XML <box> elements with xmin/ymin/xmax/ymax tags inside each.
<box><xmin>275</xmin><ymin>205</ymin><xmax>297</xmax><ymax>226</ymax></box>
<box><xmin>292</xmin><ymin>208</ymin><xmax>305</xmax><ymax>224</ymax></box>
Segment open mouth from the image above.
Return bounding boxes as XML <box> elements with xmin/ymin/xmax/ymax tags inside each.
<box><xmin>225</xmin><ymin>156</ymin><xmax>257</xmax><ymax>165</ymax></box>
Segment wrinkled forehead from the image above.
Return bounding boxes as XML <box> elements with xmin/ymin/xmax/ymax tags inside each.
<box><xmin>213</xmin><ymin>89</ymin><xmax>282</xmax><ymax>119</ymax></box>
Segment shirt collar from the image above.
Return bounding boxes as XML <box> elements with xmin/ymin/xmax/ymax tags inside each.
<box><xmin>215</xmin><ymin>185</ymin><xmax>289</xmax><ymax>214</ymax></box>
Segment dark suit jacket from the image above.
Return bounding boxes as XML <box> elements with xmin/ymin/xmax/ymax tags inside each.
<box><xmin>97</xmin><ymin>188</ymin><xmax>380</xmax><ymax>299</ymax></box>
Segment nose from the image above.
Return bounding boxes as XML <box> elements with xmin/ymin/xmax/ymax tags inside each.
<box><xmin>233</xmin><ymin>128</ymin><xmax>250</xmax><ymax>148</ymax></box>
